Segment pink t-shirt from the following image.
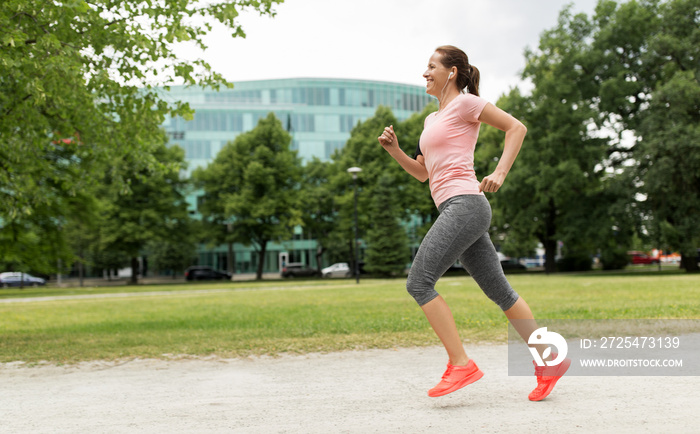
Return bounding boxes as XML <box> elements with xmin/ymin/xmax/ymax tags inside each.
<box><xmin>418</xmin><ymin>93</ymin><xmax>488</xmax><ymax>207</ymax></box>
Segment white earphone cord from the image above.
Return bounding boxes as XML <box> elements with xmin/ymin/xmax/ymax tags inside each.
<box><xmin>439</xmin><ymin>72</ymin><xmax>453</xmax><ymax>109</ymax></box>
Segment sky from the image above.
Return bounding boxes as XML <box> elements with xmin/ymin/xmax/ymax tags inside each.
<box><xmin>176</xmin><ymin>0</ymin><xmax>599</xmax><ymax>103</ymax></box>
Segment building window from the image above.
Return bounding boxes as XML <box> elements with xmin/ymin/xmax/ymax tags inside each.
<box><xmin>205</xmin><ymin>90</ymin><xmax>262</xmax><ymax>104</ymax></box>
<box><xmin>292</xmin><ymin>114</ymin><xmax>315</xmax><ymax>132</ymax></box>
<box><xmin>339</xmin><ymin>115</ymin><xmax>355</xmax><ymax>132</ymax></box>
<box><xmin>324</xmin><ymin>141</ymin><xmax>345</xmax><ymax>159</ymax></box>
<box><xmin>344</xmin><ymin>89</ymin><xmax>370</xmax><ymax>107</ymax></box>
<box><xmin>229</xmin><ymin>113</ymin><xmax>243</xmax><ymax>131</ymax></box>
<box><xmin>273</xmin><ymin>112</ymin><xmax>293</xmax><ymax>132</ymax></box>
<box><xmin>181</xmin><ymin>141</ymin><xmax>212</xmax><ymax>159</ymax></box>
<box><xmin>314</xmin><ymin>115</ymin><xmax>340</xmax><ymax>133</ymax></box>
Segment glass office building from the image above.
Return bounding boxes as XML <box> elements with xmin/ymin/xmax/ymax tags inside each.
<box><xmin>162</xmin><ymin>78</ymin><xmax>433</xmax><ymax>274</ymax></box>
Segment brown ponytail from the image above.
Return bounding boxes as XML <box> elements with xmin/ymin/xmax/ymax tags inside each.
<box><xmin>435</xmin><ymin>45</ymin><xmax>480</xmax><ymax>97</ymax></box>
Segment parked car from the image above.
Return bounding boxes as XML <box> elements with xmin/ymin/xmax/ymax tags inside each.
<box><xmin>445</xmin><ymin>260</ymin><xmax>466</xmax><ymax>273</ymax></box>
<box><xmin>281</xmin><ymin>263</ymin><xmax>320</xmax><ymax>278</ymax></box>
<box><xmin>184</xmin><ymin>266</ymin><xmax>232</xmax><ymax>281</ymax></box>
<box><xmin>500</xmin><ymin>258</ymin><xmax>527</xmax><ymax>271</ymax></box>
<box><xmin>322</xmin><ymin>262</ymin><xmax>352</xmax><ymax>278</ymax></box>
<box><xmin>627</xmin><ymin>251</ymin><xmax>660</xmax><ymax>265</ymax></box>
<box><xmin>446</xmin><ymin>255</ymin><xmax>526</xmax><ymax>274</ymax></box>
<box><xmin>0</xmin><ymin>272</ymin><xmax>47</xmax><ymax>288</ymax></box>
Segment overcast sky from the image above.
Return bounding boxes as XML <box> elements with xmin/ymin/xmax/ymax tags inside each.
<box><xmin>176</xmin><ymin>0</ymin><xmax>599</xmax><ymax>103</ymax></box>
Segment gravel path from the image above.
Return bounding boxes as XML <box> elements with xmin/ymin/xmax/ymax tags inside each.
<box><xmin>1</xmin><ymin>344</ymin><xmax>697</xmax><ymax>433</ymax></box>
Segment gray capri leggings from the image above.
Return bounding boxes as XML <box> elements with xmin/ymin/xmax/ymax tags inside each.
<box><xmin>406</xmin><ymin>194</ymin><xmax>520</xmax><ymax>311</ymax></box>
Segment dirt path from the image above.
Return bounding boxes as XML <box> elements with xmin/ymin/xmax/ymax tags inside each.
<box><xmin>1</xmin><ymin>344</ymin><xmax>696</xmax><ymax>433</ymax></box>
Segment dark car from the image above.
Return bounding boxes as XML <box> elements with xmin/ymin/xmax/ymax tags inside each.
<box><xmin>184</xmin><ymin>266</ymin><xmax>232</xmax><ymax>281</ymax></box>
<box><xmin>500</xmin><ymin>258</ymin><xmax>527</xmax><ymax>271</ymax></box>
<box><xmin>0</xmin><ymin>272</ymin><xmax>47</xmax><ymax>288</ymax></box>
<box><xmin>281</xmin><ymin>263</ymin><xmax>320</xmax><ymax>278</ymax></box>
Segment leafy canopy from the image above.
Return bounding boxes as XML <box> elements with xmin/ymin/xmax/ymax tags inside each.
<box><xmin>0</xmin><ymin>0</ymin><xmax>282</xmax><ymax>273</ymax></box>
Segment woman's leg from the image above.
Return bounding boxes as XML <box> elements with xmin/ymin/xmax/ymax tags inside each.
<box><xmin>406</xmin><ymin>195</ymin><xmax>492</xmax><ymax>366</ymax></box>
<box><xmin>458</xmin><ymin>232</ymin><xmax>520</xmax><ymax>311</ymax></box>
<box><xmin>457</xmin><ymin>219</ymin><xmax>569</xmax><ymax>400</ymax></box>
<box><xmin>421</xmin><ymin>296</ymin><xmax>469</xmax><ymax>366</ymax></box>
<box><xmin>504</xmin><ymin>297</ymin><xmax>548</xmax><ymax>358</ymax></box>
<box><xmin>458</xmin><ymin>234</ymin><xmax>547</xmax><ymax>357</ymax></box>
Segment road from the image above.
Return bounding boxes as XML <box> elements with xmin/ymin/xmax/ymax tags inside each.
<box><xmin>1</xmin><ymin>344</ymin><xmax>696</xmax><ymax>433</ymax></box>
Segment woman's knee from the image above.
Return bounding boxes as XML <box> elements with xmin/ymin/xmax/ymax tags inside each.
<box><xmin>406</xmin><ymin>273</ymin><xmax>439</xmax><ymax>306</ymax></box>
<box><xmin>473</xmin><ymin>271</ymin><xmax>520</xmax><ymax>311</ymax></box>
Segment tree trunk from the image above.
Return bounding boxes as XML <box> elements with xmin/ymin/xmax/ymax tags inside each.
<box><xmin>543</xmin><ymin>238</ymin><xmax>557</xmax><ymax>274</ymax></box>
<box><xmin>316</xmin><ymin>245</ymin><xmax>325</xmax><ymax>273</ymax></box>
<box><xmin>130</xmin><ymin>256</ymin><xmax>139</xmax><ymax>285</ymax></box>
<box><xmin>256</xmin><ymin>240</ymin><xmax>267</xmax><ymax>280</ymax></box>
<box><xmin>680</xmin><ymin>253</ymin><xmax>699</xmax><ymax>273</ymax></box>
<box><xmin>543</xmin><ymin>201</ymin><xmax>558</xmax><ymax>274</ymax></box>
<box><xmin>227</xmin><ymin>241</ymin><xmax>234</xmax><ymax>274</ymax></box>
<box><xmin>79</xmin><ymin>258</ymin><xmax>84</xmax><ymax>287</ymax></box>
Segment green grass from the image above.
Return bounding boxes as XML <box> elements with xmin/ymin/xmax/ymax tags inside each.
<box><xmin>1</xmin><ymin>273</ymin><xmax>698</xmax><ymax>364</ymax></box>
<box><xmin>0</xmin><ymin>278</ymin><xmax>297</xmax><ymax>299</ymax></box>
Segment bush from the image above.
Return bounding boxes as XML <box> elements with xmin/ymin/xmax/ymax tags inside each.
<box><xmin>600</xmin><ymin>247</ymin><xmax>629</xmax><ymax>270</ymax></box>
<box><xmin>556</xmin><ymin>252</ymin><xmax>593</xmax><ymax>272</ymax></box>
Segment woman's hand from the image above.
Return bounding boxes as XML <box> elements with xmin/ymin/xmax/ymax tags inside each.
<box><xmin>377</xmin><ymin>124</ymin><xmax>429</xmax><ymax>182</ymax></box>
<box><xmin>479</xmin><ymin>169</ymin><xmax>507</xmax><ymax>193</ymax></box>
<box><xmin>378</xmin><ymin>125</ymin><xmax>399</xmax><ymax>152</ymax></box>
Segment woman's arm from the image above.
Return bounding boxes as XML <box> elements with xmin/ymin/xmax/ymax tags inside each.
<box><xmin>378</xmin><ymin>125</ymin><xmax>429</xmax><ymax>182</ymax></box>
<box><xmin>477</xmin><ymin>103</ymin><xmax>527</xmax><ymax>193</ymax></box>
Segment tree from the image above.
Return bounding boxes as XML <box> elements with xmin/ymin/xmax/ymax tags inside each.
<box><xmin>636</xmin><ymin>71</ymin><xmax>700</xmax><ymax>271</ymax></box>
<box><xmin>326</xmin><ymin>104</ymin><xmax>437</xmax><ymax>269</ymax></box>
<box><xmin>364</xmin><ymin>174</ymin><xmax>410</xmax><ymax>277</ymax></box>
<box><xmin>484</xmin><ymin>8</ymin><xmax>611</xmax><ymax>273</ymax></box>
<box><xmin>329</xmin><ymin>106</ymin><xmax>440</xmax><ymax>262</ymax></box>
<box><xmin>587</xmin><ymin>0</ymin><xmax>700</xmax><ymax>271</ymax></box>
<box><xmin>0</xmin><ymin>144</ymin><xmax>94</xmax><ymax>278</ymax></box>
<box><xmin>146</xmin><ymin>229</ymin><xmax>197</xmax><ymax>278</ymax></box>
<box><xmin>195</xmin><ymin>113</ymin><xmax>303</xmax><ymax>280</ymax></box>
<box><xmin>492</xmin><ymin>0</ymin><xmax>700</xmax><ymax>273</ymax></box>
<box><xmin>587</xmin><ymin>0</ymin><xmax>663</xmax><ymax>134</ymax></box>
<box><xmin>0</xmin><ymin>0</ymin><xmax>282</xmax><ymax>273</ymax></box>
<box><xmin>0</xmin><ymin>210</ymin><xmax>71</xmax><ymax>279</ymax></box>
<box><xmin>327</xmin><ymin>106</ymin><xmax>400</xmax><ymax>269</ymax></box>
<box><xmin>300</xmin><ymin>157</ymin><xmax>338</xmax><ymax>272</ymax></box>
<box><xmin>99</xmin><ymin>143</ymin><xmax>191</xmax><ymax>284</ymax></box>
<box><xmin>475</xmin><ymin>114</ymin><xmax>539</xmax><ymax>259</ymax></box>
<box><xmin>61</xmin><ymin>195</ymin><xmax>104</xmax><ymax>286</ymax></box>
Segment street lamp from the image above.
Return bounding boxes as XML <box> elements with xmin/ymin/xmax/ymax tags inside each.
<box><xmin>347</xmin><ymin>166</ymin><xmax>362</xmax><ymax>284</ymax></box>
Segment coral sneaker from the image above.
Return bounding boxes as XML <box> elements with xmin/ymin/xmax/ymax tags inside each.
<box><xmin>528</xmin><ymin>355</ymin><xmax>571</xmax><ymax>401</ymax></box>
<box><xmin>428</xmin><ymin>359</ymin><xmax>484</xmax><ymax>397</ymax></box>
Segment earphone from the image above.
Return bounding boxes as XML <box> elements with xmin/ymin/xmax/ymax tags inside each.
<box><xmin>439</xmin><ymin>71</ymin><xmax>455</xmax><ymax>110</ymax></box>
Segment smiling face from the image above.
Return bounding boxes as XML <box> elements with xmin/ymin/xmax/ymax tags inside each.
<box><xmin>423</xmin><ymin>51</ymin><xmax>453</xmax><ymax>97</ymax></box>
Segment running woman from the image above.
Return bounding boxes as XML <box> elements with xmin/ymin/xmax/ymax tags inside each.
<box><xmin>377</xmin><ymin>45</ymin><xmax>569</xmax><ymax>401</ymax></box>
